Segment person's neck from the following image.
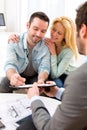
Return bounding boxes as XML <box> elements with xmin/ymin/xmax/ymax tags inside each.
<box><xmin>27</xmin><ymin>39</ymin><xmax>35</xmax><ymax>49</ymax></box>
<box><xmin>55</xmin><ymin>42</ymin><xmax>63</xmax><ymax>54</ymax></box>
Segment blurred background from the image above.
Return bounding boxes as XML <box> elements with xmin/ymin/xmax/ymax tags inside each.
<box><xmin>0</xmin><ymin>0</ymin><xmax>86</xmax><ymax>34</ymax></box>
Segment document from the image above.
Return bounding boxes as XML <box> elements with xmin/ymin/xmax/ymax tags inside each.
<box><xmin>0</xmin><ymin>94</ymin><xmax>61</xmax><ymax>129</ymax></box>
<box><xmin>0</xmin><ymin>96</ymin><xmax>32</xmax><ymax>129</ymax></box>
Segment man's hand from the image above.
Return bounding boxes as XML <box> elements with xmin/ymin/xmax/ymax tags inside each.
<box><xmin>37</xmin><ymin>79</ymin><xmax>44</xmax><ymax>84</ymax></box>
<box><xmin>43</xmin><ymin>81</ymin><xmax>59</xmax><ymax>97</ymax></box>
<box><xmin>43</xmin><ymin>86</ymin><xmax>59</xmax><ymax>97</ymax></box>
<box><xmin>8</xmin><ymin>34</ymin><xmax>19</xmax><ymax>43</ymax></box>
<box><xmin>10</xmin><ymin>73</ymin><xmax>26</xmax><ymax>87</ymax></box>
<box><xmin>27</xmin><ymin>82</ymin><xmax>39</xmax><ymax>99</ymax></box>
<box><xmin>37</xmin><ymin>71</ymin><xmax>49</xmax><ymax>84</ymax></box>
<box><xmin>27</xmin><ymin>81</ymin><xmax>58</xmax><ymax>99</ymax></box>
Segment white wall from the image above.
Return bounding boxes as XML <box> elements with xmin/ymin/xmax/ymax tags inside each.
<box><xmin>0</xmin><ymin>0</ymin><xmax>5</xmax><ymax>12</ymax></box>
<box><xmin>26</xmin><ymin>0</ymin><xmax>65</xmax><ymax>37</ymax></box>
<box><xmin>5</xmin><ymin>0</ymin><xmax>21</xmax><ymax>32</ymax></box>
<box><xmin>65</xmin><ymin>0</ymin><xmax>86</xmax><ymax>22</ymax></box>
<box><xmin>0</xmin><ymin>0</ymin><xmax>65</xmax><ymax>33</ymax></box>
<box><xmin>0</xmin><ymin>0</ymin><xmax>86</xmax><ymax>32</ymax></box>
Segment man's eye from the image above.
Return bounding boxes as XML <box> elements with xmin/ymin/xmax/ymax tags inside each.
<box><xmin>34</xmin><ymin>28</ymin><xmax>38</xmax><ymax>31</ymax></box>
<box><xmin>41</xmin><ymin>30</ymin><xmax>46</xmax><ymax>33</ymax></box>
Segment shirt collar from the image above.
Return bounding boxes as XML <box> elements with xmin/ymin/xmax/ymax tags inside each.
<box><xmin>23</xmin><ymin>32</ymin><xmax>28</xmax><ymax>49</ymax></box>
<box><xmin>23</xmin><ymin>32</ymin><xmax>44</xmax><ymax>50</ymax></box>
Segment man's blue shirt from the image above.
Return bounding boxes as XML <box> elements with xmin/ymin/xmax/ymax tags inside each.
<box><xmin>4</xmin><ymin>32</ymin><xmax>50</xmax><ymax>74</ymax></box>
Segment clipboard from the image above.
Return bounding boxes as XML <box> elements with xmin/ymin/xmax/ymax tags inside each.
<box><xmin>9</xmin><ymin>83</ymin><xmax>56</xmax><ymax>89</ymax></box>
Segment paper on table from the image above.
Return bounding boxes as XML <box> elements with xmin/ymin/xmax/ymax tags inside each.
<box><xmin>0</xmin><ymin>94</ymin><xmax>61</xmax><ymax>130</ymax></box>
<box><xmin>0</xmin><ymin>96</ymin><xmax>32</xmax><ymax>124</ymax></box>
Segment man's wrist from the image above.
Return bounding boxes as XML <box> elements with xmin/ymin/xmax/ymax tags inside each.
<box><xmin>30</xmin><ymin>95</ymin><xmax>40</xmax><ymax>104</ymax></box>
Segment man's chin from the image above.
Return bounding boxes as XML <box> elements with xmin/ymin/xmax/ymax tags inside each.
<box><xmin>33</xmin><ymin>38</ymin><xmax>41</xmax><ymax>43</ymax></box>
<box><xmin>33</xmin><ymin>41</ymin><xmax>39</xmax><ymax>45</ymax></box>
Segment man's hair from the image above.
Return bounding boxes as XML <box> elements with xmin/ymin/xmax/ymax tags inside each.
<box><xmin>29</xmin><ymin>11</ymin><xmax>50</xmax><ymax>26</ymax></box>
<box><xmin>75</xmin><ymin>1</ymin><xmax>87</xmax><ymax>32</ymax></box>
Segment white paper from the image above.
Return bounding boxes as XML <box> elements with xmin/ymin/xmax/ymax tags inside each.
<box><xmin>0</xmin><ymin>94</ymin><xmax>61</xmax><ymax>130</ymax></box>
<box><xmin>0</xmin><ymin>96</ymin><xmax>32</xmax><ymax>129</ymax></box>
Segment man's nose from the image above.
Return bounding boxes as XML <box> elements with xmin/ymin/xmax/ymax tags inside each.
<box><xmin>36</xmin><ymin>31</ymin><xmax>42</xmax><ymax>36</ymax></box>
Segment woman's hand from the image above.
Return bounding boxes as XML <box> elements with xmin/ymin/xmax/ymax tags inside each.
<box><xmin>8</xmin><ymin>34</ymin><xmax>19</xmax><ymax>43</ymax></box>
<box><xmin>45</xmin><ymin>38</ymin><xmax>56</xmax><ymax>55</ymax></box>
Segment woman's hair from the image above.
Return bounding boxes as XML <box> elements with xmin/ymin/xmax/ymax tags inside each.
<box><xmin>51</xmin><ymin>16</ymin><xmax>78</xmax><ymax>59</ymax></box>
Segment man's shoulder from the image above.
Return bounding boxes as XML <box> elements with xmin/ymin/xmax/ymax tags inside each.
<box><xmin>16</xmin><ymin>32</ymin><xmax>27</xmax><ymax>48</ymax></box>
<box><xmin>18</xmin><ymin>32</ymin><xmax>27</xmax><ymax>41</ymax></box>
<box><xmin>66</xmin><ymin>62</ymin><xmax>87</xmax><ymax>82</ymax></box>
<box><xmin>36</xmin><ymin>40</ymin><xmax>49</xmax><ymax>50</ymax></box>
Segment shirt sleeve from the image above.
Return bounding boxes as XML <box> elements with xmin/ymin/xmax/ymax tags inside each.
<box><xmin>30</xmin><ymin>95</ymin><xmax>40</xmax><ymax>104</ymax></box>
<box><xmin>55</xmin><ymin>88</ymin><xmax>65</xmax><ymax>100</ymax></box>
<box><xmin>30</xmin><ymin>88</ymin><xmax>65</xmax><ymax>105</ymax></box>
<box><xmin>51</xmin><ymin>48</ymin><xmax>74</xmax><ymax>78</ymax></box>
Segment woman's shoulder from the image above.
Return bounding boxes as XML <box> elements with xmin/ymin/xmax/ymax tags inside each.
<box><xmin>63</xmin><ymin>47</ymin><xmax>72</xmax><ymax>51</ymax></box>
<box><xmin>62</xmin><ymin>47</ymin><xmax>73</xmax><ymax>53</ymax></box>
<box><xmin>60</xmin><ymin>47</ymin><xmax>73</xmax><ymax>56</ymax></box>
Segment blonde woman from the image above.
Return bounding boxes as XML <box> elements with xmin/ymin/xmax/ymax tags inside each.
<box><xmin>45</xmin><ymin>16</ymin><xmax>78</xmax><ymax>87</ymax></box>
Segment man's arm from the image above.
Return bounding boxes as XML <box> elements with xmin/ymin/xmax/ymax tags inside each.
<box><xmin>37</xmin><ymin>71</ymin><xmax>49</xmax><ymax>84</ymax></box>
<box><xmin>28</xmin><ymin>66</ymin><xmax>87</xmax><ymax>130</ymax></box>
<box><xmin>6</xmin><ymin>68</ymin><xmax>17</xmax><ymax>80</ymax></box>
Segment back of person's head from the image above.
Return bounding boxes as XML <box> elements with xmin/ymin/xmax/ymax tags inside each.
<box><xmin>51</xmin><ymin>16</ymin><xmax>77</xmax><ymax>59</ymax></box>
<box><xmin>29</xmin><ymin>11</ymin><xmax>50</xmax><ymax>26</ymax></box>
<box><xmin>75</xmin><ymin>1</ymin><xmax>87</xmax><ymax>32</ymax></box>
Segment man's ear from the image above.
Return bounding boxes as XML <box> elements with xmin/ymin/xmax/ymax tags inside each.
<box><xmin>80</xmin><ymin>24</ymin><xmax>87</xmax><ymax>38</ymax></box>
<box><xmin>26</xmin><ymin>22</ymin><xmax>30</xmax><ymax>29</ymax></box>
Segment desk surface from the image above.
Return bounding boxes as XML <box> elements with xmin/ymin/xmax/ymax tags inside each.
<box><xmin>0</xmin><ymin>93</ymin><xmax>60</xmax><ymax>116</ymax></box>
<box><xmin>0</xmin><ymin>93</ymin><xmax>61</xmax><ymax>130</ymax></box>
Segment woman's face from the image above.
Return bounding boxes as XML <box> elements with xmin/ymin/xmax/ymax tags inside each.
<box><xmin>50</xmin><ymin>22</ymin><xmax>65</xmax><ymax>44</ymax></box>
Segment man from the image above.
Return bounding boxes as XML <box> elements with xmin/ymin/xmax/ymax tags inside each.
<box><xmin>0</xmin><ymin>12</ymin><xmax>50</xmax><ymax>93</ymax></box>
<box><xmin>17</xmin><ymin>1</ymin><xmax>87</xmax><ymax>130</ymax></box>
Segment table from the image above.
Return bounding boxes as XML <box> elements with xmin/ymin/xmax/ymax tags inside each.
<box><xmin>0</xmin><ymin>93</ymin><xmax>61</xmax><ymax>130</ymax></box>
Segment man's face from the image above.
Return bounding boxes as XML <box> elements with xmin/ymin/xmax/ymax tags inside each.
<box><xmin>27</xmin><ymin>17</ymin><xmax>48</xmax><ymax>45</ymax></box>
<box><xmin>76</xmin><ymin>24</ymin><xmax>87</xmax><ymax>55</ymax></box>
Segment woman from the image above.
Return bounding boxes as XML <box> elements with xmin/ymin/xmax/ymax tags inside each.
<box><xmin>45</xmin><ymin>16</ymin><xmax>78</xmax><ymax>87</ymax></box>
